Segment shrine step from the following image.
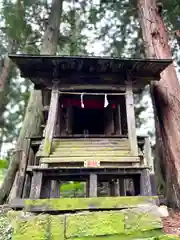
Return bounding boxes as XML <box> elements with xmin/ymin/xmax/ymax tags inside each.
<box><xmin>9</xmin><ymin>196</ymin><xmax>159</xmax><ymax>212</ymax></box>
<box><xmin>51</xmin><ymin>150</ymin><xmax>131</xmax><ymax>157</ymax></box>
<box><xmin>40</xmin><ymin>156</ymin><xmax>141</xmax><ymax>164</ymax></box>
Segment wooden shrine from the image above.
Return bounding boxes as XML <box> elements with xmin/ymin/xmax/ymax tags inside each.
<box><xmin>9</xmin><ymin>55</ymin><xmax>172</xmax><ymax>203</ymax></box>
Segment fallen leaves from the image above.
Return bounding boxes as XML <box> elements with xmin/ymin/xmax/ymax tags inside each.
<box><xmin>163</xmin><ymin>209</ymin><xmax>180</xmax><ymax>236</ymax></box>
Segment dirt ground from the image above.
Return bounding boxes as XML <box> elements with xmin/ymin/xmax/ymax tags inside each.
<box><xmin>163</xmin><ymin>209</ymin><xmax>180</xmax><ymax>236</ymax></box>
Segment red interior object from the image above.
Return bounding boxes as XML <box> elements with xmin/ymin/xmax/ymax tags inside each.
<box><xmin>61</xmin><ymin>98</ymin><xmax>116</xmax><ymax>109</ymax></box>
<box><xmin>61</xmin><ymin>98</ymin><xmax>108</xmax><ymax>109</ymax></box>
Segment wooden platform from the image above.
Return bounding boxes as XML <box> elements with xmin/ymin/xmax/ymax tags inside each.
<box><xmin>26</xmin><ymin>166</ymin><xmax>149</xmax><ymax>181</ymax></box>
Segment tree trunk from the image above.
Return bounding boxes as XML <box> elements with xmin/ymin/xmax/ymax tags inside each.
<box><xmin>0</xmin><ymin>41</ymin><xmax>15</xmax><ymax>154</ymax></box>
<box><xmin>0</xmin><ymin>0</ymin><xmax>63</xmax><ymax>204</ymax></box>
<box><xmin>138</xmin><ymin>0</ymin><xmax>180</xmax><ymax>207</ymax></box>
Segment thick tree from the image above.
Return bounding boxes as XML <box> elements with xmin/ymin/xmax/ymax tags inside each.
<box><xmin>0</xmin><ymin>0</ymin><xmax>63</xmax><ymax>204</ymax></box>
<box><xmin>138</xmin><ymin>0</ymin><xmax>180</xmax><ymax>207</ymax></box>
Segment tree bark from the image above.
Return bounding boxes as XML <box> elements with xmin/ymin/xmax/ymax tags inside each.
<box><xmin>175</xmin><ymin>30</ymin><xmax>180</xmax><ymax>47</ymax></box>
<box><xmin>0</xmin><ymin>0</ymin><xmax>63</xmax><ymax>204</ymax></box>
<box><xmin>0</xmin><ymin>41</ymin><xmax>15</xmax><ymax>154</ymax></box>
<box><xmin>138</xmin><ymin>0</ymin><xmax>180</xmax><ymax>207</ymax></box>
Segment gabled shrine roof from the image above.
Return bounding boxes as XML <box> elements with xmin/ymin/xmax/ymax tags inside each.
<box><xmin>9</xmin><ymin>54</ymin><xmax>172</xmax><ymax>89</ymax></box>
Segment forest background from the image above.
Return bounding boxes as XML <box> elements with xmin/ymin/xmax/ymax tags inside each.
<box><xmin>0</xmin><ymin>0</ymin><xmax>179</xmax><ymax>187</ymax></box>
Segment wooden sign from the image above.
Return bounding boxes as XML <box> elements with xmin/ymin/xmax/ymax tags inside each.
<box><xmin>84</xmin><ymin>160</ymin><xmax>100</xmax><ymax>168</ymax></box>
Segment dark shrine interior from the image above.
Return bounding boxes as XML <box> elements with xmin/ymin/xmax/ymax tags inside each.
<box><xmin>72</xmin><ymin>107</ymin><xmax>105</xmax><ymax>135</ymax></box>
<box><xmin>59</xmin><ymin>94</ymin><xmax>128</xmax><ymax>136</ymax></box>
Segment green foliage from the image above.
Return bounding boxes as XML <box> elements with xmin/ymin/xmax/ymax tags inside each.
<box><xmin>60</xmin><ymin>182</ymin><xmax>85</xmax><ymax>197</ymax></box>
<box><xmin>0</xmin><ymin>0</ymin><xmax>180</xmax><ymax>156</ymax></box>
<box><xmin>0</xmin><ymin>159</ymin><xmax>8</xmax><ymax>169</ymax></box>
<box><xmin>0</xmin><ymin>0</ymin><xmax>91</xmax><ymax>156</ymax></box>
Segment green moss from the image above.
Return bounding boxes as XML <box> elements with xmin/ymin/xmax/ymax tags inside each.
<box><xmin>43</xmin><ymin>139</ymin><xmax>51</xmax><ymax>155</ymax></box>
<box><xmin>11</xmin><ymin>214</ymin><xmax>65</xmax><ymax>240</ymax></box>
<box><xmin>12</xmin><ymin>214</ymin><xmax>48</xmax><ymax>240</ymax></box>
<box><xmin>67</xmin><ymin>230</ymin><xmax>163</xmax><ymax>240</ymax></box>
<box><xmin>66</xmin><ymin>211</ymin><xmax>124</xmax><ymax>238</ymax></box>
<box><xmin>24</xmin><ymin>196</ymin><xmax>158</xmax><ymax>212</ymax></box>
<box><xmin>9</xmin><ymin>210</ymin><xmax>178</xmax><ymax>240</ymax></box>
<box><xmin>66</xmin><ymin>209</ymin><xmax>162</xmax><ymax>238</ymax></box>
<box><xmin>157</xmin><ymin>235</ymin><xmax>180</xmax><ymax>239</ymax></box>
<box><xmin>122</xmin><ymin>208</ymin><xmax>162</xmax><ymax>233</ymax></box>
<box><xmin>48</xmin><ymin>215</ymin><xmax>64</xmax><ymax>240</ymax></box>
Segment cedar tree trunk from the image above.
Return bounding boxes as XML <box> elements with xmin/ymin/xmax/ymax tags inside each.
<box><xmin>0</xmin><ymin>42</ymin><xmax>15</xmax><ymax>153</ymax></box>
<box><xmin>138</xmin><ymin>0</ymin><xmax>180</xmax><ymax>207</ymax></box>
<box><xmin>0</xmin><ymin>0</ymin><xmax>63</xmax><ymax>204</ymax></box>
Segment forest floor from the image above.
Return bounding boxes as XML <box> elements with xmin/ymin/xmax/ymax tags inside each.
<box><xmin>163</xmin><ymin>209</ymin><xmax>180</xmax><ymax>236</ymax></box>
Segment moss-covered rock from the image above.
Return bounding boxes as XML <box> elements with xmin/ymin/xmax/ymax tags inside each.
<box><xmin>122</xmin><ymin>207</ymin><xmax>162</xmax><ymax>233</ymax></box>
<box><xmin>10</xmin><ymin>214</ymin><xmax>64</xmax><ymax>240</ymax></box>
<box><xmin>0</xmin><ymin>214</ymin><xmax>12</xmax><ymax>240</ymax></box>
<box><xmin>66</xmin><ymin>211</ymin><xmax>124</xmax><ymax>238</ymax></box>
<box><xmin>157</xmin><ymin>235</ymin><xmax>180</xmax><ymax>240</ymax></box>
<box><xmin>5</xmin><ymin>209</ymin><xmax>180</xmax><ymax>240</ymax></box>
<box><xmin>8</xmin><ymin>208</ymin><xmax>164</xmax><ymax>239</ymax></box>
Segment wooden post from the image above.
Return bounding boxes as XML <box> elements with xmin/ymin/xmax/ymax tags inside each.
<box><xmin>41</xmin><ymin>178</ymin><xmax>51</xmax><ymax>198</ymax></box>
<box><xmin>89</xmin><ymin>174</ymin><xmax>97</xmax><ymax>197</ymax></box>
<box><xmin>144</xmin><ymin>137</ymin><xmax>154</xmax><ymax>172</ymax></box>
<box><xmin>29</xmin><ymin>171</ymin><xmax>43</xmax><ymax>199</ymax></box>
<box><xmin>42</xmin><ymin>87</ymin><xmax>59</xmax><ymax>156</ymax></box>
<box><xmin>105</xmin><ymin>105</ymin><xmax>114</xmax><ymax>134</ymax></box>
<box><xmin>86</xmin><ymin>180</ymin><xmax>89</xmax><ymax>197</ymax></box>
<box><xmin>50</xmin><ymin>180</ymin><xmax>60</xmax><ymax>198</ymax></box>
<box><xmin>113</xmin><ymin>179</ymin><xmax>120</xmax><ymax>196</ymax></box>
<box><xmin>16</xmin><ymin>139</ymin><xmax>31</xmax><ymax>198</ymax></box>
<box><xmin>125</xmin><ymin>79</ymin><xmax>138</xmax><ymax>155</ymax></box>
<box><xmin>140</xmin><ymin>169</ymin><xmax>152</xmax><ymax>196</ymax></box>
<box><xmin>108</xmin><ymin>180</ymin><xmax>114</xmax><ymax>196</ymax></box>
<box><xmin>66</xmin><ymin>104</ymin><xmax>72</xmax><ymax>134</ymax></box>
<box><xmin>54</xmin><ymin>103</ymin><xmax>61</xmax><ymax>137</ymax></box>
<box><xmin>119</xmin><ymin>179</ymin><xmax>126</xmax><ymax>196</ymax></box>
<box><xmin>117</xmin><ymin>104</ymin><xmax>122</xmax><ymax>135</ymax></box>
<box><xmin>22</xmin><ymin>147</ymin><xmax>35</xmax><ymax>198</ymax></box>
<box><xmin>133</xmin><ymin>175</ymin><xmax>141</xmax><ymax>196</ymax></box>
<box><xmin>141</xmin><ymin>137</ymin><xmax>153</xmax><ymax>196</ymax></box>
<box><xmin>22</xmin><ymin>174</ymin><xmax>31</xmax><ymax>198</ymax></box>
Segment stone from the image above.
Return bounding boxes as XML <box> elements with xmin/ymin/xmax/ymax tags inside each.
<box><xmin>10</xmin><ymin>214</ymin><xmax>64</xmax><ymax>240</ymax></box>
<box><xmin>121</xmin><ymin>205</ymin><xmax>162</xmax><ymax>233</ymax></box>
<box><xmin>66</xmin><ymin>211</ymin><xmax>124</xmax><ymax>238</ymax></box>
<box><xmin>7</xmin><ymin>206</ymin><xmax>177</xmax><ymax>240</ymax></box>
<box><xmin>0</xmin><ymin>214</ymin><xmax>12</xmax><ymax>240</ymax></box>
<box><xmin>158</xmin><ymin>205</ymin><xmax>169</xmax><ymax>218</ymax></box>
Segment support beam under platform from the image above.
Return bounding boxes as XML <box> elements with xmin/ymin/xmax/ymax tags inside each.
<box><xmin>89</xmin><ymin>173</ymin><xmax>97</xmax><ymax>197</ymax></box>
<box><xmin>29</xmin><ymin>171</ymin><xmax>43</xmax><ymax>199</ymax></box>
<box><xmin>50</xmin><ymin>180</ymin><xmax>61</xmax><ymax>198</ymax></box>
<box><xmin>140</xmin><ymin>169</ymin><xmax>152</xmax><ymax>196</ymax></box>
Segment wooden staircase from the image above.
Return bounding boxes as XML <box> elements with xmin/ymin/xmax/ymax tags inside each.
<box><xmin>38</xmin><ymin>138</ymin><xmax>142</xmax><ymax>168</ymax></box>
